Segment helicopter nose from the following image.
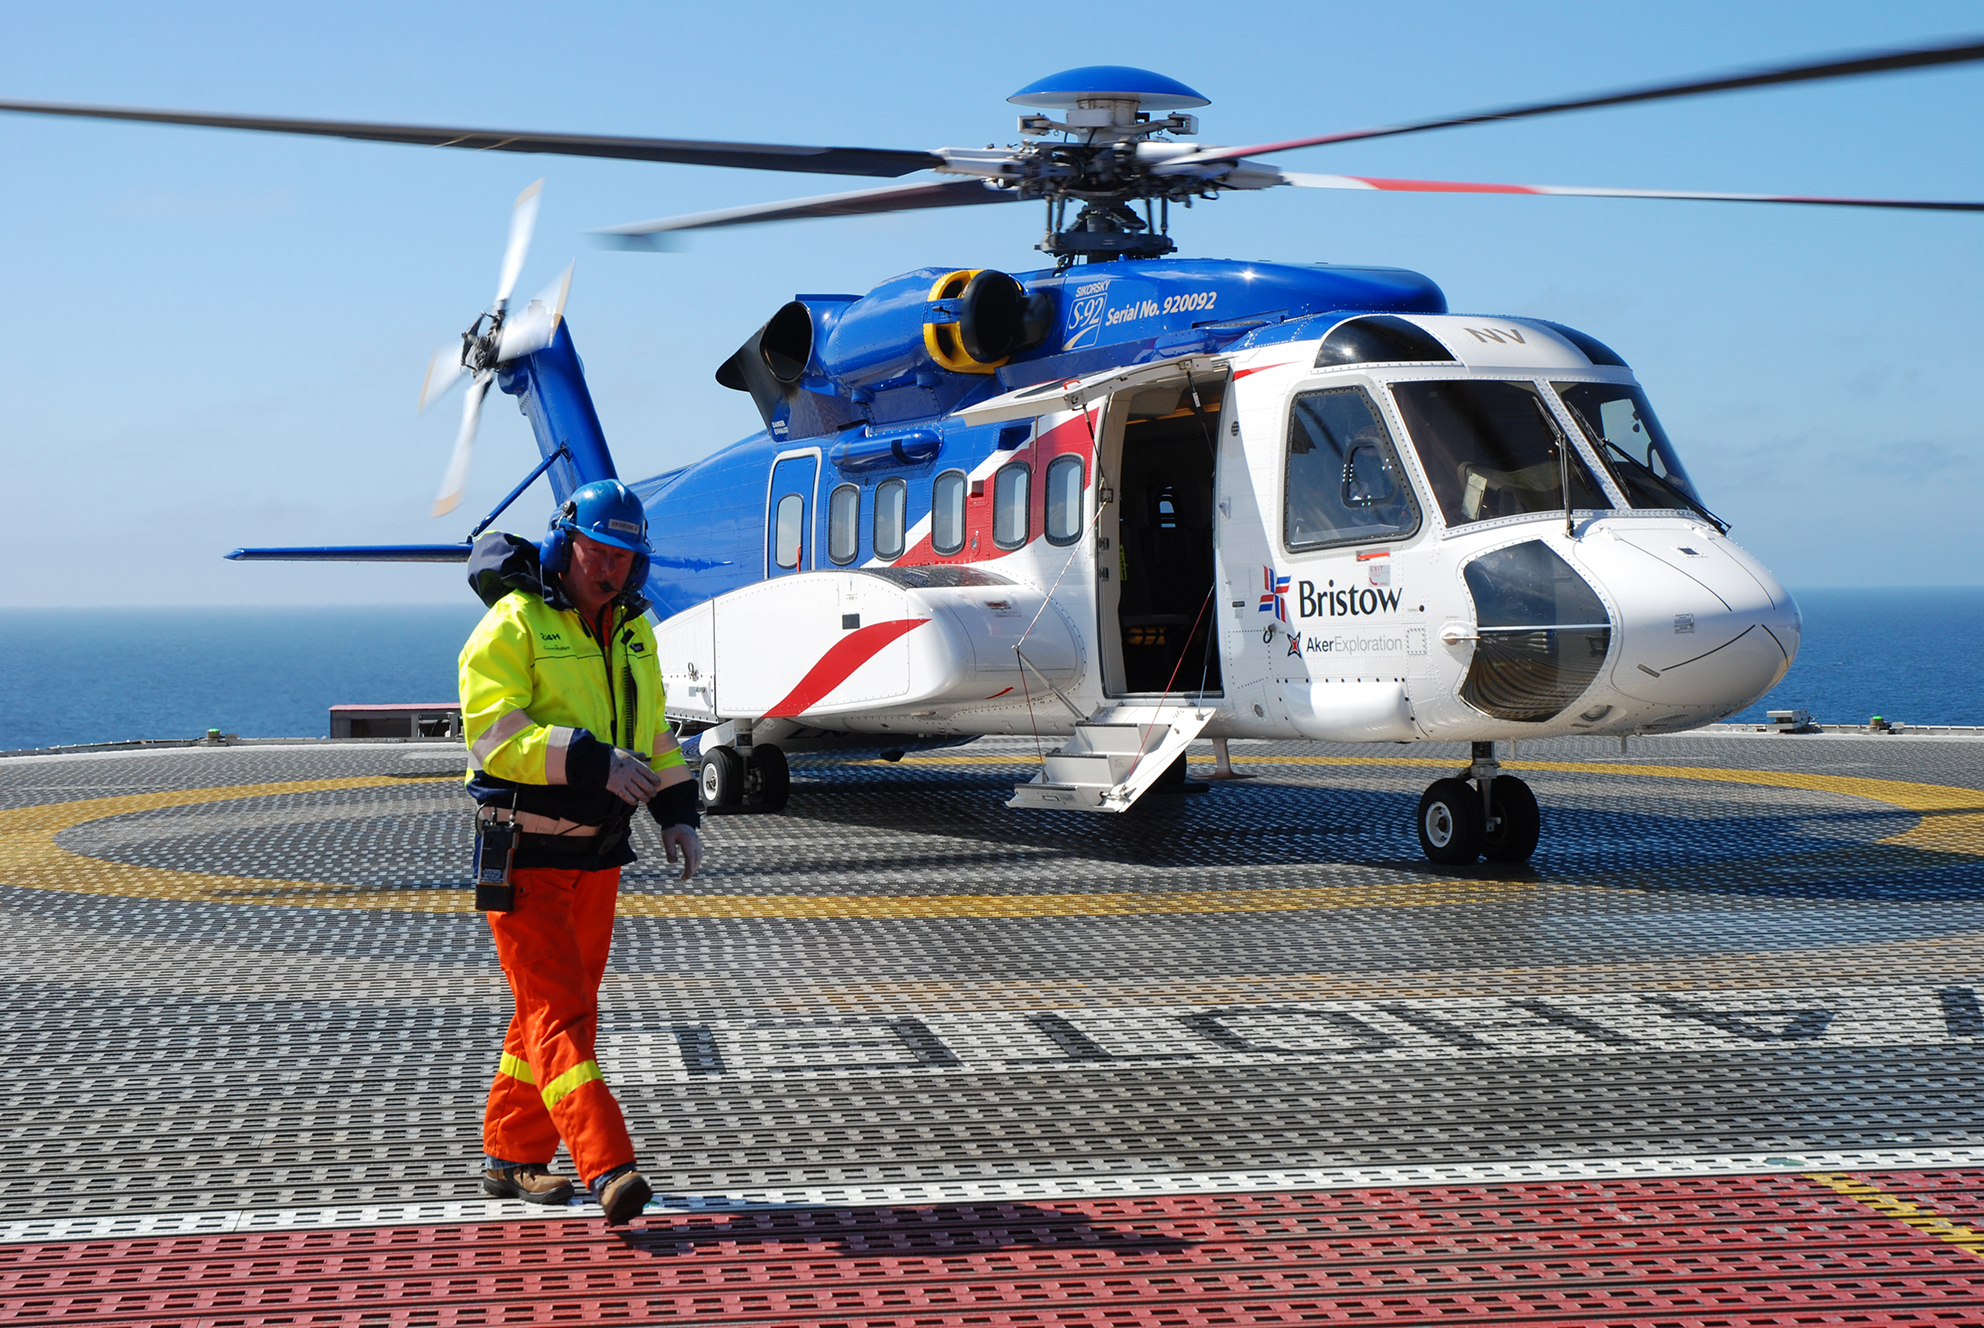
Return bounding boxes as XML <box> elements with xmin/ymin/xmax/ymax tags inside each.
<box><xmin>1575</xmin><ymin>528</ymin><xmax>1797</xmax><ymax>716</ymax></box>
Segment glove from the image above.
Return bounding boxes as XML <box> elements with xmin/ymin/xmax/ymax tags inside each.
<box><xmin>661</xmin><ymin>824</ymin><xmax>703</xmax><ymax>882</ymax></box>
<box><xmin>604</xmin><ymin>749</ymin><xmax>664</xmax><ymax>805</ymax></box>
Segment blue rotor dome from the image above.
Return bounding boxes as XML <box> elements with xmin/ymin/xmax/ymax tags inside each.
<box><xmin>1008</xmin><ymin>66</ymin><xmax>1209</xmax><ymax>111</ymax></box>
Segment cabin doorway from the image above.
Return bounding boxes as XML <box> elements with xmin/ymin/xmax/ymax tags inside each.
<box><xmin>1097</xmin><ymin>377</ymin><xmax>1224</xmax><ymax>697</ymax></box>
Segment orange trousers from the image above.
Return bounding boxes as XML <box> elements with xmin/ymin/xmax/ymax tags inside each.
<box><xmin>483</xmin><ymin>866</ymin><xmax>635</xmax><ymax>1185</ymax></box>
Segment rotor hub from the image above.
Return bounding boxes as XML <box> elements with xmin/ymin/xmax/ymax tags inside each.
<box><xmin>992</xmin><ymin>67</ymin><xmax>1217</xmax><ymax>261</ymax></box>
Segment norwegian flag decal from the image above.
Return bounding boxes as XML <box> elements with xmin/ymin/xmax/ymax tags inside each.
<box><xmin>1259</xmin><ymin>566</ymin><xmax>1291</xmax><ymax>623</ymax></box>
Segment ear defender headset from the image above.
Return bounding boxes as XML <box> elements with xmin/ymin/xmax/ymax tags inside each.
<box><xmin>541</xmin><ymin>480</ymin><xmax>651</xmax><ymax>591</ymax></box>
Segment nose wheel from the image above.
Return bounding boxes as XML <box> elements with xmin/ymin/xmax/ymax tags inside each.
<box><xmin>1416</xmin><ymin>743</ymin><xmax>1539</xmax><ymax>865</ymax></box>
<box><xmin>1417</xmin><ymin>778</ymin><xmax>1484</xmax><ymax>864</ymax></box>
<box><xmin>1480</xmin><ymin>773</ymin><xmax>1540</xmax><ymax>862</ymax></box>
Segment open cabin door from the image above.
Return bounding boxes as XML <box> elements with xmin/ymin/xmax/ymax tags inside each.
<box><xmin>1097</xmin><ymin>371</ymin><xmax>1228</xmax><ymax>698</ymax></box>
<box><xmin>963</xmin><ymin>356</ymin><xmax>1233</xmax><ymax>813</ymax></box>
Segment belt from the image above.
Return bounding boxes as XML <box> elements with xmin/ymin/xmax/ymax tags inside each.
<box><xmin>520</xmin><ymin>825</ymin><xmax>628</xmax><ymax>856</ymax></box>
<box><xmin>509</xmin><ymin>810</ymin><xmax>602</xmax><ymax>837</ymax></box>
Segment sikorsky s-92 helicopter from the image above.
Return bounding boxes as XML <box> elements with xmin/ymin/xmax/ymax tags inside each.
<box><xmin>11</xmin><ymin>39</ymin><xmax>1981</xmax><ymax>864</ymax></box>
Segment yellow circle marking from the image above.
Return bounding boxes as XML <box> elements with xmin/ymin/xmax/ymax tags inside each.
<box><xmin>0</xmin><ymin>757</ymin><xmax>1977</xmax><ymax>916</ymax></box>
<box><xmin>0</xmin><ymin>776</ymin><xmax>454</xmax><ymax>910</ymax></box>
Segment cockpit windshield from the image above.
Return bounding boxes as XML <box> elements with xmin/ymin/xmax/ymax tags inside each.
<box><xmin>1389</xmin><ymin>380</ymin><xmax>1610</xmax><ymax>529</ymax></box>
<box><xmin>1552</xmin><ymin>382</ymin><xmax>1708</xmax><ymax>513</ymax></box>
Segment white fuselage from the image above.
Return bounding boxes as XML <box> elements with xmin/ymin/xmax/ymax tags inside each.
<box><xmin>658</xmin><ymin>313</ymin><xmax>1799</xmax><ymax>748</ymax></box>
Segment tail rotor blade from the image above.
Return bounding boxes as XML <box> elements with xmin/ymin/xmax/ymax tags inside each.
<box><xmin>416</xmin><ymin>342</ymin><xmax>469</xmax><ymax>415</ymax></box>
<box><xmin>494</xmin><ymin>179</ymin><xmax>543</xmax><ymax>312</ymax></box>
<box><xmin>495</xmin><ymin>261</ymin><xmax>574</xmax><ymax>361</ymax></box>
<box><xmin>432</xmin><ymin>371</ymin><xmax>493</xmax><ymax>517</ymax></box>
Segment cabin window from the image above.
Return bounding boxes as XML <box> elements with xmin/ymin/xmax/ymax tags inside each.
<box><xmin>1552</xmin><ymin>382</ymin><xmax>1705</xmax><ymax>510</ymax></box>
<box><xmin>993</xmin><ymin>462</ymin><xmax>1030</xmax><ymax>550</ymax></box>
<box><xmin>773</xmin><ymin>492</ymin><xmax>805</xmax><ymax>569</ymax></box>
<box><xmin>1283</xmin><ymin>386</ymin><xmax>1421</xmax><ymax>551</ymax></box>
<box><xmin>826</xmin><ymin>483</ymin><xmax>859</xmax><ymax>565</ymax></box>
<box><xmin>1390</xmin><ymin>379</ymin><xmax>1610</xmax><ymax>528</ymax></box>
<box><xmin>932</xmin><ymin>469</ymin><xmax>967</xmax><ymax>555</ymax></box>
<box><xmin>1045</xmin><ymin>454</ymin><xmax>1085</xmax><ymax>545</ymax></box>
<box><xmin>873</xmin><ymin>478</ymin><xmax>907</xmax><ymax>561</ymax></box>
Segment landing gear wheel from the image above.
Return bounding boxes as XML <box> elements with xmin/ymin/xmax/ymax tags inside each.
<box><xmin>698</xmin><ymin>747</ymin><xmax>743</xmax><ymax>813</ymax></box>
<box><xmin>744</xmin><ymin>744</ymin><xmax>790</xmax><ymax>812</ymax></box>
<box><xmin>1481</xmin><ymin>774</ymin><xmax>1541</xmax><ymax>863</ymax></box>
<box><xmin>1417</xmin><ymin>777</ymin><xmax>1484</xmax><ymax>865</ymax></box>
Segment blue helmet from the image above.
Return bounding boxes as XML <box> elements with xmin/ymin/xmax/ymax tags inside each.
<box><xmin>542</xmin><ymin>479</ymin><xmax>650</xmax><ymax>591</ymax></box>
<box><xmin>554</xmin><ymin>479</ymin><xmax>650</xmax><ymax>554</ymax></box>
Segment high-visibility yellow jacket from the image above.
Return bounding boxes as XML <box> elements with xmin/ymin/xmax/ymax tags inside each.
<box><xmin>460</xmin><ymin>583</ymin><xmax>690</xmax><ymax>868</ymax></box>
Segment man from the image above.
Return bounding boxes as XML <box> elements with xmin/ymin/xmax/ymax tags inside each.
<box><xmin>457</xmin><ymin>479</ymin><xmax>702</xmax><ymax>1226</ymax></box>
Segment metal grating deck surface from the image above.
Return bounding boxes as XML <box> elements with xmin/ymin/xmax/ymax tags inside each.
<box><xmin>0</xmin><ymin>732</ymin><xmax>1980</xmax><ymax>1323</ymax></box>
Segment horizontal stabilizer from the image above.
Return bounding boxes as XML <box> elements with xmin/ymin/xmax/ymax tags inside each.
<box><xmin>226</xmin><ymin>544</ymin><xmax>472</xmax><ymax>562</ymax></box>
<box><xmin>226</xmin><ymin>543</ymin><xmax>731</xmax><ymax>573</ymax></box>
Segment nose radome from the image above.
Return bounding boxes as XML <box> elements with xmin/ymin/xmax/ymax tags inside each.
<box><xmin>1692</xmin><ymin>539</ymin><xmax>1803</xmax><ymax>687</ymax></box>
<box><xmin>1571</xmin><ymin>534</ymin><xmax>1790</xmax><ymax>713</ymax></box>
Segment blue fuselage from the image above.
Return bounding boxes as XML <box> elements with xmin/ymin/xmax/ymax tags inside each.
<box><xmin>613</xmin><ymin>257</ymin><xmax>1446</xmax><ymax>618</ymax></box>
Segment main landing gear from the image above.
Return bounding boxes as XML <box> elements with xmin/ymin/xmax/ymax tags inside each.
<box><xmin>698</xmin><ymin>742</ymin><xmax>790</xmax><ymax>814</ymax></box>
<box><xmin>1416</xmin><ymin>741</ymin><xmax>1540</xmax><ymax>866</ymax></box>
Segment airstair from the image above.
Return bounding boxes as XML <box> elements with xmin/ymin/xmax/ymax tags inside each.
<box><xmin>1006</xmin><ymin>706</ymin><xmax>1214</xmax><ymax>811</ymax></box>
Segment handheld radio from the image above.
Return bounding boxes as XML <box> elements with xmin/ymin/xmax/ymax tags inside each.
<box><xmin>473</xmin><ymin>803</ymin><xmax>520</xmax><ymax>912</ymax></box>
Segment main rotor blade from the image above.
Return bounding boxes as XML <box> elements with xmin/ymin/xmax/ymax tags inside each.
<box><xmin>433</xmin><ymin>371</ymin><xmax>492</xmax><ymax>517</ymax></box>
<box><xmin>1174</xmin><ymin>33</ymin><xmax>1984</xmax><ymax>166</ymax></box>
<box><xmin>1278</xmin><ymin>170</ymin><xmax>1984</xmax><ymax>213</ymax></box>
<box><xmin>590</xmin><ymin>178</ymin><xmax>1018</xmax><ymax>247</ymax></box>
<box><xmin>0</xmin><ymin>98</ymin><xmax>944</xmax><ymax>177</ymax></box>
<box><xmin>494</xmin><ymin>179</ymin><xmax>542</xmax><ymax>311</ymax></box>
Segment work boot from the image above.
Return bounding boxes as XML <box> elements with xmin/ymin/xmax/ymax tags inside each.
<box><xmin>597</xmin><ymin>1168</ymin><xmax>653</xmax><ymax>1225</ymax></box>
<box><xmin>482</xmin><ymin>1164</ymin><xmax>575</xmax><ymax>1206</ymax></box>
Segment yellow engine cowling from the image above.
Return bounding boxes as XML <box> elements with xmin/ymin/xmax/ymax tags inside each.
<box><xmin>923</xmin><ymin>269</ymin><xmax>1027</xmax><ymax>374</ymax></box>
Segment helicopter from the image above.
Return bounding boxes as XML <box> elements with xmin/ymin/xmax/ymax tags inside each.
<box><xmin>7</xmin><ymin>39</ymin><xmax>1980</xmax><ymax>865</ymax></box>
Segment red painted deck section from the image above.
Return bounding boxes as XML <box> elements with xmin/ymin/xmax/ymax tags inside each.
<box><xmin>5</xmin><ymin>1171</ymin><xmax>1983</xmax><ymax>1325</ymax></box>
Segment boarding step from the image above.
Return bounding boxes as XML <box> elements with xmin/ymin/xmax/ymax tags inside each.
<box><xmin>1008</xmin><ymin>708</ymin><xmax>1214</xmax><ymax>812</ymax></box>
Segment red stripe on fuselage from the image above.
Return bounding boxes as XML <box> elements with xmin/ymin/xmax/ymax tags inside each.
<box><xmin>762</xmin><ymin>618</ymin><xmax>929</xmax><ymax>719</ymax></box>
<box><xmin>894</xmin><ymin>410</ymin><xmax>1097</xmax><ymax>568</ymax></box>
<box><xmin>1233</xmin><ymin>363</ymin><xmax>1298</xmax><ymax>380</ymax></box>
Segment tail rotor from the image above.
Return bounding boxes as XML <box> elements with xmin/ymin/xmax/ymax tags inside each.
<box><xmin>419</xmin><ymin>178</ymin><xmax>572</xmax><ymax>517</ymax></box>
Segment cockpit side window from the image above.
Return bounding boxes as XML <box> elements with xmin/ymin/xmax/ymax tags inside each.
<box><xmin>1552</xmin><ymin>382</ymin><xmax>1705</xmax><ymax>509</ymax></box>
<box><xmin>1390</xmin><ymin>379</ymin><xmax>1611</xmax><ymax>528</ymax></box>
<box><xmin>1283</xmin><ymin>386</ymin><xmax>1421</xmax><ymax>551</ymax></box>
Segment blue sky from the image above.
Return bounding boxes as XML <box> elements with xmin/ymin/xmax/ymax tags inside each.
<box><xmin>2</xmin><ymin>1</ymin><xmax>1980</xmax><ymax>605</ymax></box>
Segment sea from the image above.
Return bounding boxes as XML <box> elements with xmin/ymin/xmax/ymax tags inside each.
<box><xmin>0</xmin><ymin>589</ymin><xmax>1979</xmax><ymax>751</ymax></box>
